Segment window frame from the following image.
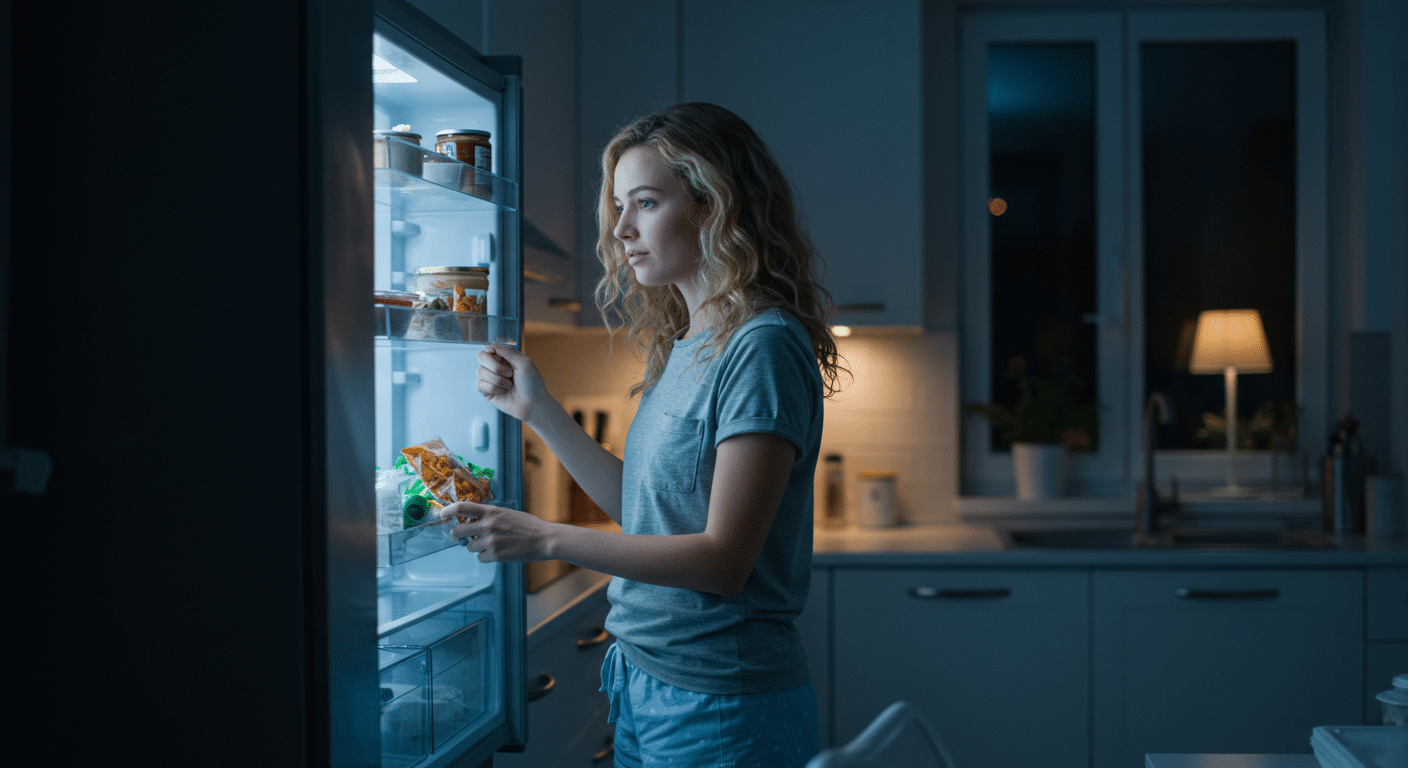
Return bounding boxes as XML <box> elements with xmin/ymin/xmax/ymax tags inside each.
<box><xmin>960</xmin><ymin>8</ymin><xmax>1328</xmax><ymax>498</ymax></box>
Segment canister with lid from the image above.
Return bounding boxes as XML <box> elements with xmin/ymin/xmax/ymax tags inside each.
<box><xmin>1376</xmin><ymin>673</ymin><xmax>1408</xmax><ymax>726</ymax></box>
<box><xmin>407</xmin><ymin>266</ymin><xmax>491</xmax><ymax>342</ymax></box>
<box><xmin>434</xmin><ymin>129</ymin><xmax>492</xmax><ymax>198</ymax></box>
<box><xmin>855</xmin><ymin>471</ymin><xmax>899</xmax><ymax>528</ymax></box>
<box><xmin>373</xmin><ymin>129</ymin><xmax>424</xmax><ymax>175</ymax></box>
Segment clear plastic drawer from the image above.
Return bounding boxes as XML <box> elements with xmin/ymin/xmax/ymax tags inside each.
<box><xmin>383</xmin><ymin>610</ymin><xmax>493</xmax><ymax>750</ymax></box>
<box><xmin>378</xmin><ymin>645</ymin><xmax>430</xmax><ymax>768</ymax></box>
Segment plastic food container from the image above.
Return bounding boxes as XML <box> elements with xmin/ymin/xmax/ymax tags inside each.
<box><xmin>1377</xmin><ymin>673</ymin><xmax>1408</xmax><ymax>726</ymax></box>
<box><xmin>374</xmin><ymin>290</ymin><xmax>418</xmax><ymax>338</ymax></box>
<box><xmin>406</xmin><ymin>267</ymin><xmax>490</xmax><ymax>342</ymax></box>
<box><xmin>374</xmin><ymin>129</ymin><xmax>425</xmax><ymax>176</ymax></box>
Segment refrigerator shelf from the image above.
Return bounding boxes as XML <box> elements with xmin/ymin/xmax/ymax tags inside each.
<box><xmin>379</xmin><ymin>519</ymin><xmax>461</xmax><ymax>567</ymax></box>
<box><xmin>377</xmin><ymin>301</ymin><xmax>520</xmax><ymax>345</ymax></box>
<box><xmin>375</xmin><ymin>304</ymin><xmax>520</xmax><ymax>347</ymax></box>
<box><xmin>375</xmin><ymin>137</ymin><xmax>519</xmax><ymax>212</ymax></box>
<box><xmin>378</xmin><ymin>499</ymin><xmax>521</xmax><ymax>568</ymax></box>
<box><xmin>378</xmin><ymin>583</ymin><xmax>493</xmax><ymax>639</ymax></box>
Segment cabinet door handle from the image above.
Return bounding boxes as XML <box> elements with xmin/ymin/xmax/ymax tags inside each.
<box><xmin>909</xmin><ymin>587</ymin><xmax>1012</xmax><ymax>600</ymax></box>
<box><xmin>1175</xmin><ymin>588</ymin><xmax>1281</xmax><ymax>600</ymax></box>
<box><xmin>526</xmin><ymin>672</ymin><xmax>556</xmax><ymax>702</ymax></box>
<box><xmin>577</xmin><ymin>627</ymin><xmax>612</xmax><ymax>650</ymax></box>
<box><xmin>592</xmin><ymin>735</ymin><xmax>615</xmax><ymax>762</ymax></box>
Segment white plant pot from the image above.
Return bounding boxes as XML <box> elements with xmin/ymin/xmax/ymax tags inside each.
<box><xmin>1012</xmin><ymin>442</ymin><xmax>1067</xmax><ymax>500</ymax></box>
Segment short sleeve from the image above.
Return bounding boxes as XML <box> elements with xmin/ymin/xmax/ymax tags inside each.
<box><xmin>713</xmin><ymin>318</ymin><xmax>820</xmax><ymax>456</ymax></box>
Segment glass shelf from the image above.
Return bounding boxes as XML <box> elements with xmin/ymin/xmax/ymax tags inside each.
<box><xmin>375</xmin><ymin>304</ymin><xmax>519</xmax><ymax>347</ymax></box>
<box><xmin>375</xmin><ymin>137</ymin><xmax>518</xmax><ymax>212</ymax></box>
<box><xmin>378</xmin><ymin>583</ymin><xmax>493</xmax><ymax>639</ymax></box>
<box><xmin>379</xmin><ymin>500</ymin><xmax>521</xmax><ymax>568</ymax></box>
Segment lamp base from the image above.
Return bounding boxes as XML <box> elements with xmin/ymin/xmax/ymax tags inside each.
<box><xmin>1208</xmin><ymin>483</ymin><xmax>1258</xmax><ymax>498</ymax></box>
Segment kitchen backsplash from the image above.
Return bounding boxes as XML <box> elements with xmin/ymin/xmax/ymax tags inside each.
<box><xmin>524</xmin><ymin>328</ymin><xmax>960</xmax><ymax>524</ymax></box>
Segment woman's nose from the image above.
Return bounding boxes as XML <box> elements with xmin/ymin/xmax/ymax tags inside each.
<box><xmin>613</xmin><ymin>211</ymin><xmax>634</xmax><ymax>241</ymax></box>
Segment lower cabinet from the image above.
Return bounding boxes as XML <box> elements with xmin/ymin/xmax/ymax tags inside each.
<box><xmin>831</xmin><ymin>568</ymin><xmax>1090</xmax><ymax>768</ymax></box>
<box><xmin>496</xmin><ymin>589</ymin><xmax>614</xmax><ymax>768</ymax></box>
<box><xmin>1091</xmin><ymin>568</ymin><xmax>1364</xmax><ymax>768</ymax></box>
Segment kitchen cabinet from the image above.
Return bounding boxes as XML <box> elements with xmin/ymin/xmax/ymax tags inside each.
<box><xmin>797</xmin><ymin>567</ymin><xmax>834</xmax><ymax>750</ymax></box>
<box><xmin>576</xmin><ymin>0</ymin><xmax>924</xmax><ymax>329</ymax></box>
<box><xmin>831</xmin><ymin>568</ymin><xmax>1090</xmax><ymax>768</ymax></box>
<box><xmin>1091</xmin><ymin>568</ymin><xmax>1364</xmax><ymax>768</ymax></box>
<box><xmin>1364</xmin><ymin>567</ymin><xmax>1408</xmax><ymax>724</ymax></box>
<box><xmin>496</xmin><ymin>586</ymin><xmax>615</xmax><ymax>768</ymax></box>
<box><xmin>678</xmin><ymin>0</ymin><xmax>924</xmax><ymax>328</ymax></box>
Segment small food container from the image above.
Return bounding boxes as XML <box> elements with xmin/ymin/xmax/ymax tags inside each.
<box><xmin>374</xmin><ymin>129</ymin><xmax>425</xmax><ymax>176</ymax></box>
<box><xmin>434</xmin><ymin>129</ymin><xmax>492</xmax><ymax>198</ymax></box>
<box><xmin>1377</xmin><ymin>673</ymin><xmax>1408</xmax><ymax>726</ymax></box>
<box><xmin>374</xmin><ymin>290</ymin><xmax>418</xmax><ymax>338</ymax></box>
<box><xmin>407</xmin><ymin>267</ymin><xmax>490</xmax><ymax>342</ymax></box>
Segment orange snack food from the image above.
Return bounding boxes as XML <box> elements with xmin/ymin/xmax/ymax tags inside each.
<box><xmin>399</xmin><ymin>438</ymin><xmax>494</xmax><ymax>522</ymax></box>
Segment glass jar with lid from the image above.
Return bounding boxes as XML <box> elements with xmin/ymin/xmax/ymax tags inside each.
<box><xmin>434</xmin><ymin>129</ymin><xmax>492</xmax><ymax>198</ymax></box>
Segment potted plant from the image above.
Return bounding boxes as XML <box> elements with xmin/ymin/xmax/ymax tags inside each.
<box><xmin>965</xmin><ymin>355</ymin><xmax>1096</xmax><ymax>499</ymax></box>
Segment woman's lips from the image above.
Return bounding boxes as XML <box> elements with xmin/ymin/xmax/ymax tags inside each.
<box><xmin>627</xmin><ymin>252</ymin><xmax>646</xmax><ymax>266</ymax></box>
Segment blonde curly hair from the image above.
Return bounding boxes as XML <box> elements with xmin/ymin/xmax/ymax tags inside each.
<box><xmin>594</xmin><ymin>103</ymin><xmax>845</xmax><ymax>398</ymax></box>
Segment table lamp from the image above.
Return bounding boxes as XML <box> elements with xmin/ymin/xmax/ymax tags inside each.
<box><xmin>1189</xmin><ymin>309</ymin><xmax>1273</xmax><ymax>496</ymax></box>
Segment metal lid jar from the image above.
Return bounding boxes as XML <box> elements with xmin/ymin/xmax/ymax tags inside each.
<box><xmin>434</xmin><ymin>129</ymin><xmax>493</xmax><ymax>198</ymax></box>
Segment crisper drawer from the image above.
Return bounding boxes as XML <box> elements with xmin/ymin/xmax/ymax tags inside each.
<box><xmin>383</xmin><ymin>609</ymin><xmax>493</xmax><ymax>752</ymax></box>
<box><xmin>379</xmin><ymin>646</ymin><xmax>431</xmax><ymax>768</ymax></box>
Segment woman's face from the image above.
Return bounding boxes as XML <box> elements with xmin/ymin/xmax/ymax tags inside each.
<box><xmin>611</xmin><ymin>146</ymin><xmax>705</xmax><ymax>293</ymax></box>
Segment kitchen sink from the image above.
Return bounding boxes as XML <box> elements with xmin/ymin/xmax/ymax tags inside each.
<box><xmin>1000</xmin><ymin>526</ymin><xmax>1336</xmax><ymax>550</ymax></box>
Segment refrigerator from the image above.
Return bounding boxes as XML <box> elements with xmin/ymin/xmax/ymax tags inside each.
<box><xmin>7</xmin><ymin>1</ymin><xmax>525</xmax><ymax>765</ymax></box>
<box><xmin>369</xmin><ymin>2</ymin><xmax>527</xmax><ymax>767</ymax></box>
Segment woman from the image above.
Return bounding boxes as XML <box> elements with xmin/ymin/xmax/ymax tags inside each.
<box><xmin>445</xmin><ymin>102</ymin><xmax>844</xmax><ymax>768</ymax></box>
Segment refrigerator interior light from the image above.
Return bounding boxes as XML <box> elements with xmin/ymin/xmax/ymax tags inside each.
<box><xmin>373</xmin><ymin>53</ymin><xmax>417</xmax><ymax>83</ymax></box>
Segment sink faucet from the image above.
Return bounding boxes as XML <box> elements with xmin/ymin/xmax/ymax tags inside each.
<box><xmin>1137</xmin><ymin>392</ymin><xmax>1177</xmax><ymax>541</ymax></box>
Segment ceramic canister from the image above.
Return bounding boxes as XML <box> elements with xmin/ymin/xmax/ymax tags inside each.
<box><xmin>855</xmin><ymin>471</ymin><xmax>899</xmax><ymax>528</ymax></box>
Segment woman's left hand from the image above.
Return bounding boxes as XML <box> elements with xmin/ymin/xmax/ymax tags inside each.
<box><xmin>441</xmin><ymin>501</ymin><xmax>555</xmax><ymax>563</ymax></box>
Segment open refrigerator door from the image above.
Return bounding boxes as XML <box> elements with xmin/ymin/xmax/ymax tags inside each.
<box><xmin>370</xmin><ymin>3</ymin><xmax>525</xmax><ymax>766</ymax></box>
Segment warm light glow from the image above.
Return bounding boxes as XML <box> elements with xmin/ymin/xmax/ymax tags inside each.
<box><xmin>988</xmin><ymin>197</ymin><xmax>1008</xmax><ymax>216</ymax></box>
<box><xmin>1189</xmin><ymin>309</ymin><xmax>1273</xmax><ymax>373</ymax></box>
<box><xmin>831</xmin><ymin>325</ymin><xmax>853</xmax><ymax>338</ymax></box>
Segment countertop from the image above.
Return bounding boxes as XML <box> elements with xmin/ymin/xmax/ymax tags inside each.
<box><xmin>522</xmin><ymin>522</ymin><xmax>1406</xmax><ymax>642</ymax></box>
<box><xmin>813</xmin><ymin>522</ymin><xmax>1408</xmax><ymax>567</ymax></box>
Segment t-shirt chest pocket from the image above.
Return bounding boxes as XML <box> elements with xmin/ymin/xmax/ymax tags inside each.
<box><xmin>640</xmin><ymin>412</ymin><xmax>704</xmax><ymax>494</ymax></box>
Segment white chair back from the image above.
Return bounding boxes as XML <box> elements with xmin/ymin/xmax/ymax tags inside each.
<box><xmin>804</xmin><ymin>701</ymin><xmax>956</xmax><ymax>768</ymax></box>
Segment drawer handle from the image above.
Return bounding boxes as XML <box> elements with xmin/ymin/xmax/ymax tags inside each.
<box><xmin>592</xmin><ymin>735</ymin><xmax>615</xmax><ymax>762</ymax></box>
<box><xmin>577</xmin><ymin>627</ymin><xmax>611</xmax><ymax>650</ymax></box>
<box><xmin>1176</xmin><ymin>588</ymin><xmax>1281</xmax><ymax>600</ymax></box>
<box><xmin>526</xmin><ymin>672</ymin><xmax>556</xmax><ymax>702</ymax></box>
<box><xmin>909</xmin><ymin>587</ymin><xmax>1012</xmax><ymax>600</ymax></box>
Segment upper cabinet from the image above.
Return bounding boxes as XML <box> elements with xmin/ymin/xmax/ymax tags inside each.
<box><xmin>577</xmin><ymin>0</ymin><xmax>924</xmax><ymax>328</ymax></box>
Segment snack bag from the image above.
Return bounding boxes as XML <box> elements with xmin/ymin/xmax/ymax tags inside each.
<box><xmin>398</xmin><ymin>437</ymin><xmax>495</xmax><ymax>524</ymax></box>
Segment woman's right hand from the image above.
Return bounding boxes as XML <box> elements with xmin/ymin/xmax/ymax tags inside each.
<box><xmin>476</xmin><ymin>344</ymin><xmax>551</xmax><ymax>425</ymax></box>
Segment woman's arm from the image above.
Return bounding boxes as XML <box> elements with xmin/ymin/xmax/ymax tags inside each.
<box><xmin>445</xmin><ymin>431</ymin><xmax>798</xmax><ymax>597</ymax></box>
<box><xmin>476</xmin><ymin>344</ymin><xmax>624</xmax><ymax>521</ymax></box>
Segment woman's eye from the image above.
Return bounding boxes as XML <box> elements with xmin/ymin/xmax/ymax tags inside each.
<box><xmin>639</xmin><ymin>199</ymin><xmax>656</xmax><ymax>209</ymax></box>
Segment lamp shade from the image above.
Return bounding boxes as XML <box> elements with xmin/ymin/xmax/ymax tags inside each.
<box><xmin>1188</xmin><ymin>309</ymin><xmax>1273</xmax><ymax>374</ymax></box>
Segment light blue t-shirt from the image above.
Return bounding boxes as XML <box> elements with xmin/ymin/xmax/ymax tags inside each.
<box><xmin>605</xmin><ymin>308</ymin><xmax>824</xmax><ymax>695</ymax></box>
